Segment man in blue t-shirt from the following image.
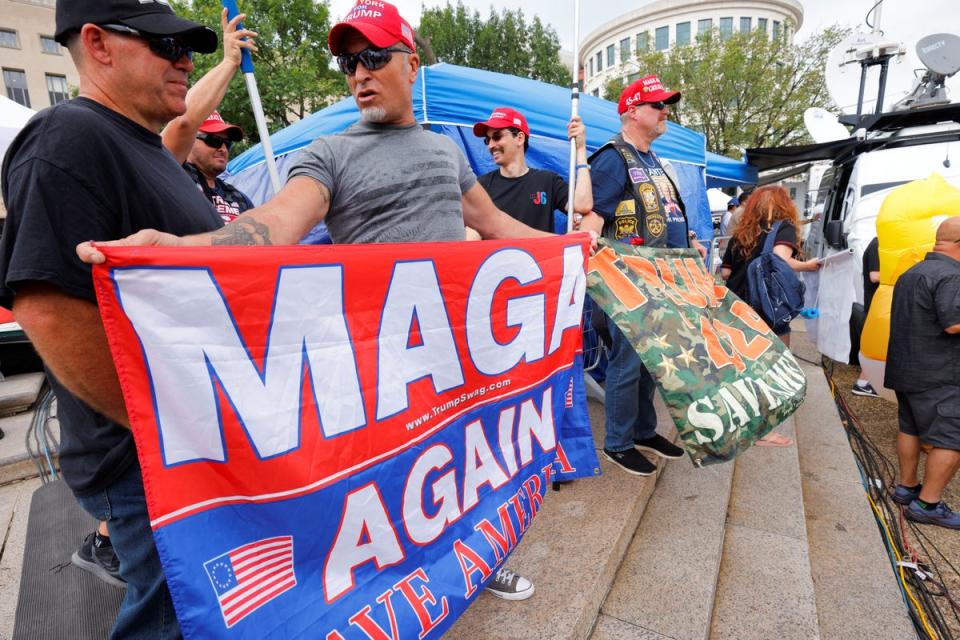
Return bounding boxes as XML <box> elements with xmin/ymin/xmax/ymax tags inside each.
<box><xmin>579</xmin><ymin>75</ymin><xmax>705</xmax><ymax>477</ymax></box>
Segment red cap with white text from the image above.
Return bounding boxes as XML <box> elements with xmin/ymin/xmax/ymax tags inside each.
<box><xmin>472</xmin><ymin>107</ymin><xmax>530</xmax><ymax>138</ymax></box>
<box><xmin>617</xmin><ymin>74</ymin><xmax>681</xmax><ymax>114</ymax></box>
<box><xmin>328</xmin><ymin>1</ymin><xmax>416</xmax><ymax>55</ymax></box>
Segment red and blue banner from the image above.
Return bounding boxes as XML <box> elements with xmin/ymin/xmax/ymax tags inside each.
<box><xmin>92</xmin><ymin>235</ymin><xmax>598</xmax><ymax>638</ymax></box>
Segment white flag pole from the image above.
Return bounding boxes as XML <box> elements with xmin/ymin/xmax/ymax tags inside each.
<box><xmin>222</xmin><ymin>0</ymin><xmax>282</xmax><ymax>195</ymax></box>
<box><xmin>566</xmin><ymin>0</ymin><xmax>582</xmax><ymax>233</ymax></box>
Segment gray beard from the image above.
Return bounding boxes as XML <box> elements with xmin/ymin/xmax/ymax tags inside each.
<box><xmin>361</xmin><ymin>107</ymin><xmax>388</xmax><ymax>123</ymax></box>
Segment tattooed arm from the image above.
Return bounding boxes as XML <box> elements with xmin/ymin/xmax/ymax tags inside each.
<box><xmin>77</xmin><ymin>177</ymin><xmax>331</xmax><ymax>262</ymax></box>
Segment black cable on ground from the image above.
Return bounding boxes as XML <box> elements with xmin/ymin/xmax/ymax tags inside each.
<box><xmin>822</xmin><ymin>357</ymin><xmax>957</xmax><ymax>640</ymax></box>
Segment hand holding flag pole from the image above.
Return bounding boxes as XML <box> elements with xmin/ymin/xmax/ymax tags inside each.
<box><xmin>221</xmin><ymin>0</ymin><xmax>282</xmax><ymax>195</ymax></box>
<box><xmin>566</xmin><ymin>0</ymin><xmax>582</xmax><ymax>232</ymax></box>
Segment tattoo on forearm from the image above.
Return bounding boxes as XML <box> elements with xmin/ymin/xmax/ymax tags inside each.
<box><xmin>211</xmin><ymin>216</ymin><xmax>273</xmax><ymax>246</ymax></box>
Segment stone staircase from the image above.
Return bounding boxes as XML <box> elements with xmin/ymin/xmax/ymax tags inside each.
<box><xmin>447</xmin><ymin>332</ymin><xmax>916</xmax><ymax>640</ymax></box>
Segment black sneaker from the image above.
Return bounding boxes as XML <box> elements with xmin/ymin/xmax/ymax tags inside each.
<box><xmin>71</xmin><ymin>532</ymin><xmax>126</xmax><ymax>588</ymax></box>
<box><xmin>485</xmin><ymin>567</ymin><xmax>534</xmax><ymax>600</ymax></box>
<box><xmin>603</xmin><ymin>448</ymin><xmax>656</xmax><ymax>476</ymax></box>
<box><xmin>634</xmin><ymin>434</ymin><xmax>685</xmax><ymax>459</ymax></box>
<box><xmin>851</xmin><ymin>381</ymin><xmax>880</xmax><ymax>397</ymax></box>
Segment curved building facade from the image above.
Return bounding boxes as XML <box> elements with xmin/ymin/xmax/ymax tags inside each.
<box><xmin>581</xmin><ymin>0</ymin><xmax>803</xmax><ymax>96</ymax></box>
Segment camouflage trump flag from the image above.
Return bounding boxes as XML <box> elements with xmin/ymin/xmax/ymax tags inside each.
<box><xmin>587</xmin><ymin>241</ymin><xmax>806</xmax><ymax>466</ymax></box>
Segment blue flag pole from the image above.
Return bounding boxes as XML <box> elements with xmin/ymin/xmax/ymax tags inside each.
<box><xmin>566</xmin><ymin>0</ymin><xmax>582</xmax><ymax>232</ymax></box>
<box><xmin>221</xmin><ymin>0</ymin><xmax>282</xmax><ymax>195</ymax></box>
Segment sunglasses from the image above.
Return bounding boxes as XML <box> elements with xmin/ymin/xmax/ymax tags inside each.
<box><xmin>99</xmin><ymin>24</ymin><xmax>193</xmax><ymax>62</ymax></box>
<box><xmin>337</xmin><ymin>46</ymin><xmax>412</xmax><ymax>75</ymax></box>
<box><xmin>196</xmin><ymin>133</ymin><xmax>233</xmax><ymax>151</ymax></box>
<box><xmin>641</xmin><ymin>101</ymin><xmax>668</xmax><ymax>111</ymax></box>
<box><xmin>483</xmin><ymin>129</ymin><xmax>518</xmax><ymax>145</ymax></box>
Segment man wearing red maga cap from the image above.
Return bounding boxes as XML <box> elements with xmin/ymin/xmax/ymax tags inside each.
<box><xmin>579</xmin><ymin>74</ymin><xmax>705</xmax><ymax>477</ymax></box>
<box><xmin>473</xmin><ymin>107</ymin><xmax>593</xmax><ymax>233</ymax></box>
<box><xmin>78</xmin><ymin>0</ymin><xmax>566</xmax><ymax>600</ymax></box>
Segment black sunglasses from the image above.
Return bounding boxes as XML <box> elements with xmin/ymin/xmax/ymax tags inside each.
<box><xmin>337</xmin><ymin>46</ymin><xmax>412</xmax><ymax>75</ymax></box>
<box><xmin>483</xmin><ymin>129</ymin><xmax>518</xmax><ymax>145</ymax></box>
<box><xmin>197</xmin><ymin>133</ymin><xmax>233</xmax><ymax>151</ymax></box>
<box><xmin>643</xmin><ymin>101</ymin><xmax>668</xmax><ymax>111</ymax></box>
<box><xmin>99</xmin><ymin>24</ymin><xmax>193</xmax><ymax>63</ymax></box>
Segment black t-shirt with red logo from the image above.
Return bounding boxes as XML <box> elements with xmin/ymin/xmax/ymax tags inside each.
<box><xmin>478</xmin><ymin>168</ymin><xmax>568</xmax><ymax>233</ymax></box>
<box><xmin>184</xmin><ymin>162</ymin><xmax>255</xmax><ymax>223</ymax></box>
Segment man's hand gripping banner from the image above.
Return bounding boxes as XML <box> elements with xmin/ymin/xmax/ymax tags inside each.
<box><xmin>587</xmin><ymin>241</ymin><xmax>807</xmax><ymax>466</ymax></box>
<box><xmin>92</xmin><ymin>235</ymin><xmax>599</xmax><ymax>638</ymax></box>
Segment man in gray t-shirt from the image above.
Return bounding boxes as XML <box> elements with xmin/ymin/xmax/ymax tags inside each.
<box><xmin>290</xmin><ymin>121</ymin><xmax>475</xmax><ymax>244</ymax></box>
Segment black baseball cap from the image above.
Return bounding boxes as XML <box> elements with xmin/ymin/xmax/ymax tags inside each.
<box><xmin>55</xmin><ymin>0</ymin><xmax>218</xmax><ymax>53</ymax></box>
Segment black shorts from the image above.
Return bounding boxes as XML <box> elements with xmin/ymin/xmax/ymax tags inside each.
<box><xmin>896</xmin><ymin>386</ymin><xmax>960</xmax><ymax>450</ymax></box>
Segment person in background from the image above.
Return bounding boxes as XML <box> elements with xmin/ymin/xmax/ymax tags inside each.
<box><xmin>886</xmin><ymin>217</ymin><xmax>960</xmax><ymax>529</ymax></box>
<box><xmin>852</xmin><ymin>236</ymin><xmax>881</xmax><ymax>397</ymax></box>
<box><xmin>577</xmin><ymin>74</ymin><xmax>704</xmax><ymax>477</ymax></box>
<box><xmin>162</xmin><ymin>9</ymin><xmax>256</xmax><ymax>222</ymax></box>
<box><xmin>1</xmin><ymin>0</ymin><xmax>222</xmax><ymax>635</ymax></box>
<box><xmin>719</xmin><ymin>196</ymin><xmax>740</xmax><ymax>236</ymax></box>
<box><xmin>473</xmin><ymin>107</ymin><xmax>592</xmax><ymax>232</ymax></box>
<box><xmin>720</xmin><ymin>185</ymin><xmax>820</xmax><ymax>446</ymax></box>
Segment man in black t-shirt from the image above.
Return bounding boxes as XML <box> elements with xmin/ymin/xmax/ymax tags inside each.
<box><xmin>473</xmin><ymin>107</ymin><xmax>593</xmax><ymax>232</ymax></box>
<box><xmin>886</xmin><ymin>217</ymin><xmax>960</xmax><ymax>529</ymax></box>
<box><xmin>181</xmin><ymin>111</ymin><xmax>254</xmax><ymax>222</ymax></box>
<box><xmin>0</xmin><ymin>1</ymin><xmax>221</xmax><ymax>636</ymax></box>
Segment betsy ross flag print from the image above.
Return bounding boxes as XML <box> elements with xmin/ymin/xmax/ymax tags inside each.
<box><xmin>203</xmin><ymin>536</ymin><xmax>296</xmax><ymax>628</ymax></box>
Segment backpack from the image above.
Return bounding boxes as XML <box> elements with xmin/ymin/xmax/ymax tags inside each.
<box><xmin>745</xmin><ymin>221</ymin><xmax>806</xmax><ymax>333</ymax></box>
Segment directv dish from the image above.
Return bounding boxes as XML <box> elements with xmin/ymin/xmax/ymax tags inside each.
<box><xmin>916</xmin><ymin>33</ymin><xmax>960</xmax><ymax>76</ymax></box>
<box><xmin>804</xmin><ymin>108</ymin><xmax>849</xmax><ymax>143</ymax></box>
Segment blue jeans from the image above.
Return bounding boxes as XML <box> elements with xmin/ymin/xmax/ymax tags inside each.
<box><xmin>75</xmin><ymin>463</ymin><xmax>180</xmax><ymax>639</ymax></box>
<box><xmin>604</xmin><ymin>315</ymin><xmax>659</xmax><ymax>452</ymax></box>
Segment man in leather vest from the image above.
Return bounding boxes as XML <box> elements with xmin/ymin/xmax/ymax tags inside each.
<box><xmin>580</xmin><ymin>75</ymin><xmax>705</xmax><ymax>476</ymax></box>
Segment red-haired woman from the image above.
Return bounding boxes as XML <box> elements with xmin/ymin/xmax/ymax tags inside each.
<box><xmin>720</xmin><ymin>185</ymin><xmax>820</xmax><ymax>445</ymax></box>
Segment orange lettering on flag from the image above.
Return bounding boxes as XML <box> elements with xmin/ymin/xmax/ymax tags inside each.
<box><xmin>657</xmin><ymin>258</ymin><xmax>707</xmax><ymax>308</ymax></box>
<box><xmin>588</xmin><ymin>249</ymin><xmax>647</xmax><ymax>310</ymax></box>
<box><xmin>730</xmin><ymin>300</ymin><xmax>773</xmax><ymax>336</ymax></box>
<box><xmin>699</xmin><ymin>316</ymin><xmax>746</xmax><ymax>373</ymax></box>
<box><xmin>620</xmin><ymin>255</ymin><xmax>664</xmax><ymax>290</ymax></box>
<box><xmin>681</xmin><ymin>258</ymin><xmax>721</xmax><ymax>305</ymax></box>
<box><xmin>713</xmin><ymin>320</ymin><xmax>773</xmax><ymax>361</ymax></box>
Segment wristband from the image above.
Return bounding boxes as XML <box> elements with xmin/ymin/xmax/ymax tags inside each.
<box><xmin>576</xmin><ymin>163</ymin><xmax>590</xmax><ymax>171</ymax></box>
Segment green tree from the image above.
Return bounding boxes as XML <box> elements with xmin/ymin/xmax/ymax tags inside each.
<box><xmin>417</xmin><ymin>2</ymin><xmax>569</xmax><ymax>86</ymax></box>
<box><xmin>172</xmin><ymin>0</ymin><xmax>345</xmax><ymax>148</ymax></box>
<box><xmin>603</xmin><ymin>77</ymin><xmax>625</xmax><ymax>102</ymax></box>
<box><xmin>629</xmin><ymin>25</ymin><xmax>848</xmax><ymax>157</ymax></box>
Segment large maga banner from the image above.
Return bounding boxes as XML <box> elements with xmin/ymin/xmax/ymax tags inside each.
<box><xmin>92</xmin><ymin>235</ymin><xmax>599</xmax><ymax>639</ymax></box>
<box><xmin>587</xmin><ymin>241</ymin><xmax>807</xmax><ymax>466</ymax></box>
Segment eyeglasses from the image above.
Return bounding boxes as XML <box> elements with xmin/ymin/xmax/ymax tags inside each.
<box><xmin>336</xmin><ymin>46</ymin><xmax>412</xmax><ymax>75</ymax></box>
<box><xmin>483</xmin><ymin>130</ymin><xmax>517</xmax><ymax>145</ymax></box>
<box><xmin>99</xmin><ymin>24</ymin><xmax>193</xmax><ymax>63</ymax></box>
<box><xmin>642</xmin><ymin>101</ymin><xmax>668</xmax><ymax>111</ymax></box>
<box><xmin>196</xmin><ymin>133</ymin><xmax>233</xmax><ymax>151</ymax></box>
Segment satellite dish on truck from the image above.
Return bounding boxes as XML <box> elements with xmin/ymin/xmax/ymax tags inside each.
<box><xmin>893</xmin><ymin>33</ymin><xmax>960</xmax><ymax>110</ymax></box>
<box><xmin>825</xmin><ymin>30</ymin><xmax>906</xmax><ymax>117</ymax></box>
<box><xmin>804</xmin><ymin>107</ymin><xmax>849</xmax><ymax>143</ymax></box>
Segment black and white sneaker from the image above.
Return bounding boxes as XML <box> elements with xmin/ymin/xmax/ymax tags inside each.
<box><xmin>71</xmin><ymin>532</ymin><xmax>126</xmax><ymax>589</ymax></box>
<box><xmin>603</xmin><ymin>448</ymin><xmax>656</xmax><ymax>476</ymax></box>
<box><xmin>485</xmin><ymin>567</ymin><xmax>534</xmax><ymax>600</ymax></box>
<box><xmin>634</xmin><ymin>434</ymin><xmax>685</xmax><ymax>459</ymax></box>
<box><xmin>851</xmin><ymin>381</ymin><xmax>880</xmax><ymax>398</ymax></box>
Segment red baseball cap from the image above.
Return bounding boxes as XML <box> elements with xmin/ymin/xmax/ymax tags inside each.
<box><xmin>618</xmin><ymin>74</ymin><xmax>681</xmax><ymax>114</ymax></box>
<box><xmin>328</xmin><ymin>1</ymin><xmax>416</xmax><ymax>55</ymax></box>
<box><xmin>472</xmin><ymin>107</ymin><xmax>530</xmax><ymax>138</ymax></box>
<box><xmin>198</xmin><ymin>111</ymin><xmax>243</xmax><ymax>142</ymax></box>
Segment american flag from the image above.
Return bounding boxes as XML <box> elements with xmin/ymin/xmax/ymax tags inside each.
<box><xmin>565</xmin><ymin>378</ymin><xmax>574</xmax><ymax>408</ymax></box>
<box><xmin>203</xmin><ymin>535</ymin><xmax>297</xmax><ymax>628</ymax></box>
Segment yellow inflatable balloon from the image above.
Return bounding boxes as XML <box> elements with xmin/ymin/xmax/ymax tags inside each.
<box><xmin>860</xmin><ymin>174</ymin><xmax>960</xmax><ymax>399</ymax></box>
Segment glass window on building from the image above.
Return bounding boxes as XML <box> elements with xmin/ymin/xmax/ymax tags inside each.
<box><xmin>698</xmin><ymin>19</ymin><xmax>712</xmax><ymax>35</ymax></box>
<box><xmin>675</xmin><ymin>22</ymin><xmax>690</xmax><ymax>46</ymax></box>
<box><xmin>596</xmin><ymin>51</ymin><xmax>602</xmax><ymax>72</ymax></box>
<box><xmin>627</xmin><ymin>72</ymin><xmax>640</xmax><ymax>84</ymax></box>
<box><xmin>773</xmin><ymin>20</ymin><xmax>781</xmax><ymax>38</ymax></box>
<box><xmin>740</xmin><ymin>17</ymin><xmax>752</xmax><ymax>32</ymax></box>
<box><xmin>757</xmin><ymin>17</ymin><xmax>768</xmax><ymax>33</ymax></box>
<box><xmin>619</xmin><ymin>38</ymin><xmax>631</xmax><ymax>63</ymax></box>
<box><xmin>3</xmin><ymin>68</ymin><xmax>30</xmax><ymax>107</ymax></box>
<box><xmin>655</xmin><ymin>26</ymin><xmax>669</xmax><ymax>50</ymax></box>
<box><xmin>40</xmin><ymin>35</ymin><xmax>61</xmax><ymax>55</ymax></box>
<box><xmin>46</xmin><ymin>74</ymin><xmax>68</xmax><ymax>104</ymax></box>
<box><xmin>719</xmin><ymin>17</ymin><xmax>733</xmax><ymax>40</ymax></box>
<box><xmin>636</xmin><ymin>32</ymin><xmax>649</xmax><ymax>53</ymax></box>
<box><xmin>606</xmin><ymin>44</ymin><xmax>615</xmax><ymax>66</ymax></box>
<box><xmin>0</xmin><ymin>29</ymin><xmax>19</xmax><ymax>49</ymax></box>
<box><xmin>589</xmin><ymin>57</ymin><xmax>593</xmax><ymax>77</ymax></box>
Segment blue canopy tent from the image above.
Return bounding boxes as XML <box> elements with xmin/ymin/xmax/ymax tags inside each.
<box><xmin>228</xmin><ymin>63</ymin><xmax>754</xmax><ymax>242</ymax></box>
<box><xmin>705</xmin><ymin>150</ymin><xmax>758</xmax><ymax>188</ymax></box>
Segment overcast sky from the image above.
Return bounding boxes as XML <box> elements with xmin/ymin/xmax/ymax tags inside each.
<box><xmin>329</xmin><ymin>0</ymin><xmax>956</xmax><ymax>111</ymax></box>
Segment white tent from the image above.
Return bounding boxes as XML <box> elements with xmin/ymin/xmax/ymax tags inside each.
<box><xmin>1</xmin><ymin>95</ymin><xmax>35</xmax><ymax>161</ymax></box>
